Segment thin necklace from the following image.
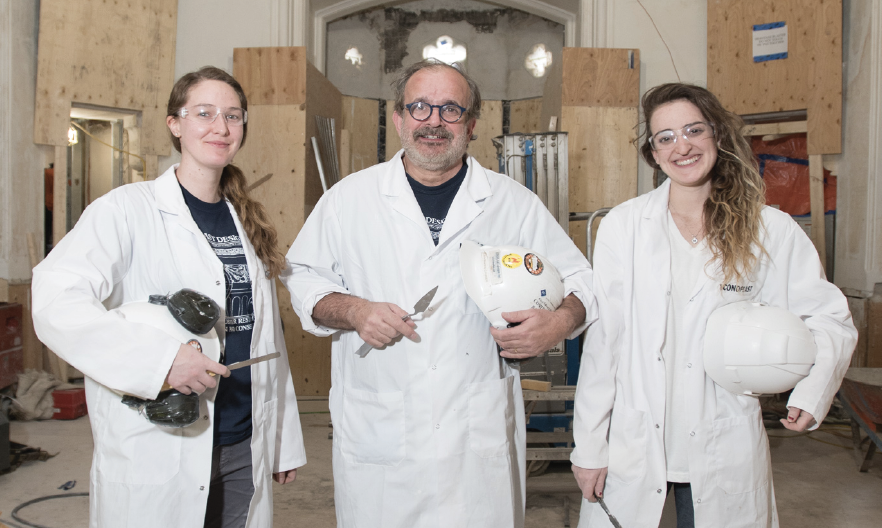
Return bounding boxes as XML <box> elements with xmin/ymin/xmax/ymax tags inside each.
<box><xmin>669</xmin><ymin>205</ymin><xmax>704</xmax><ymax>245</ymax></box>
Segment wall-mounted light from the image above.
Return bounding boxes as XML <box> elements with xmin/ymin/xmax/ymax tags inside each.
<box><xmin>68</xmin><ymin>126</ymin><xmax>78</xmax><ymax>146</ymax></box>
<box><xmin>423</xmin><ymin>36</ymin><xmax>467</xmax><ymax>65</ymax></box>
<box><xmin>525</xmin><ymin>44</ymin><xmax>552</xmax><ymax>78</ymax></box>
<box><xmin>345</xmin><ymin>47</ymin><xmax>363</xmax><ymax>67</ymax></box>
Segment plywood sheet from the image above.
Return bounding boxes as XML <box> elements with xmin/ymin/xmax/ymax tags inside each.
<box><xmin>564</xmin><ymin>106</ymin><xmax>639</xmax><ymax>256</ymax></box>
<box><xmin>471</xmin><ymin>101</ymin><xmax>503</xmax><ymax>171</ymax></box>
<box><xmin>34</xmin><ymin>0</ymin><xmax>176</xmax><ymax>161</ymax></box>
<box><xmin>340</xmin><ymin>96</ymin><xmax>380</xmax><ymax>175</ymax></box>
<box><xmin>561</xmin><ymin>48</ymin><xmax>640</xmax><ymax>108</ymax></box>
<box><xmin>385</xmin><ymin>100</ymin><xmax>402</xmax><ymax>161</ymax></box>
<box><xmin>707</xmin><ymin>0</ymin><xmax>842</xmax><ymax>154</ymax></box>
<box><xmin>233</xmin><ymin>104</ymin><xmax>331</xmax><ymax>396</ymax></box>
<box><xmin>541</xmin><ymin>58</ymin><xmax>563</xmax><ymax>132</ymax></box>
<box><xmin>510</xmin><ymin>98</ymin><xmax>543</xmax><ymax>134</ymax></box>
<box><xmin>234</xmin><ymin>47</ymin><xmax>308</xmax><ymax>106</ymax></box>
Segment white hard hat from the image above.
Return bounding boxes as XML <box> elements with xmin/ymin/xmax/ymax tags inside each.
<box><xmin>704</xmin><ymin>301</ymin><xmax>817</xmax><ymax>396</ymax></box>
<box><xmin>115</xmin><ymin>297</ymin><xmax>221</xmax><ymax>364</ymax></box>
<box><xmin>113</xmin><ymin>293</ymin><xmax>222</xmax><ymax>427</ymax></box>
<box><xmin>459</xmin><ymin>240</ymin><xmax>565</xmax><ymax>328</ymax></box>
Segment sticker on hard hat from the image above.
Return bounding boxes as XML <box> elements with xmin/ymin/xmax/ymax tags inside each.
<box><xmin>502</xmin><ymin>253</ymin><xmax>523</xmax><ymax>268</ymax></box>
<box><xmin>524</xmin><ymin>253</ymin><xmax>544</xmax><ymax>275</ymax></box>
<box><xmin>487</xmin><ymin>251</ymin><xmax>503</xmax><ymax>284</ymax></box>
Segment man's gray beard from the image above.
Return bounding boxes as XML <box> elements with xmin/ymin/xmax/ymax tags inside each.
<box><xmin>400</xmin><ymin>130</ymin><xmax>469</xmax><ymax>172</ymax></box>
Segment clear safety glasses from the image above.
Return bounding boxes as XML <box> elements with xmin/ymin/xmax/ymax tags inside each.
<box><xmin>178</xmin><ymin>104</ymin><xmax>248</xmax><ymax>127</ymax></box>
<box><xmin>649</xmin><ymin>122</ymin><xmax>714</xmax><ymax>151</ymax></box>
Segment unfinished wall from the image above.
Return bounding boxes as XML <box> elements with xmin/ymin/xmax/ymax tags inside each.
<box><xmin>233</xmin><ymin>47</ymin><xmax>340</xmax><ymax>396</ymax></box>
<box><xmin>0</xmin><ymin>0</ymin><xmax>46</xmax><ymax>371</ymax></box>
<box><xmin>325</xmin><ymin>0</ymin><xmax>564</xmax><ymax>100</ymax></box>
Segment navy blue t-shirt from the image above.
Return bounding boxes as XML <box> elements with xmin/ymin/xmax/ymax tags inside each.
<box><xmin>180</xmin><ymin>184</ymin><xmax>253</xmax><ymax>446</ymax></box>
<box><xmin>406</xmin><ymin>161</ymin><xmax>468</xmax><ymax>245</ymax></box>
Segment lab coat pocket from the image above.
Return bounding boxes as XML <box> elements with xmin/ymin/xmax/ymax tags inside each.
<box><xmin>129</xmin><ymin>421</ymin><xmax>184</xmax><ymax>485</ymax></box>
<box><xmin>339</xmin><ymin>386</ymin><xmax>405</xmax><ymax>465</ymax></box>
<box><xmin>468</xmin><ymin>376</ymin><xmax>515</xmax><ymax>458</ymax></box>
<box><xmin>711</xmin><ymin>411</ymin><xmax>770</xmax><ymax>494</ymax></box>
<box><xmin>607</xmin><ymin>404</ymin><xmax>647</xmax><ymax>484</ymax></box>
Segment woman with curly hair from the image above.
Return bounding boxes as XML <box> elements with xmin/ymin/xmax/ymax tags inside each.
<box><xmin>570</xmin><ymin>83</ymin><xmax>856</xmax><ymax>527</ymax></box>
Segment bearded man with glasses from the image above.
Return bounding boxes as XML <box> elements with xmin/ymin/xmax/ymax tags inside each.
<box><xmin>282</xmin><ymin>59</ymin><xmax>597</xmax><ymax>527</ymax></box>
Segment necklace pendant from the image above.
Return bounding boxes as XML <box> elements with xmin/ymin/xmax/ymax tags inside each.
<box><xmin>691</xmin><ymin>236</ymin><xmax>698</xmax><ymax>244</ymax></box>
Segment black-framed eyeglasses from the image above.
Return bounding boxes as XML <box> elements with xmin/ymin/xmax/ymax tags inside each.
<box><xmin>404</xmin><ymin>102</ymin><xmax>467</xmax><ymax>123</ymax></box>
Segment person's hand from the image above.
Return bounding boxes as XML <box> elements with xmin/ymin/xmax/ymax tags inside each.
<box><xmin>490</xmin><ymin>309</ymin><xmax>569</xmax><ymax>359</ymax></box>
<box><xmin>164</xmin><ymin>343</ymin><xmax>230</xmax><ymax>395</ymax></box>
<box><xmin>351</xmin><ymin>301</ymin><xmax>418</xmax><ymax>348</ymax></box>
<box><xmin>273</xmin><ymin>469</ymin><xmax>297</xmax><ymax>484</ymax></box>
<box><xmin>491</xmin><ymin>294</ymin><xmax>585</xmax><ymax>359</ymax></box>
<box><xmin>572</xmin><ymin>465</ymin><xmax>607</xmax><ymax>502</ymax></box>
<box><xmin>780</xmin><ymin>407</ymin><xmax>815</xmax><ymax>432</ymax></box>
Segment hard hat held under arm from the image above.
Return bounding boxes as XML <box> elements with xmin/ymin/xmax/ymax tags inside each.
<box><xmin>459</xmin><ymin>240</ymin><xmax>565</xmax><ymax>328</ymax></box>
<box><xmin>703</xmin><ymin>301</ymin><xmax>817</xmax><ymax>396</ymax></box>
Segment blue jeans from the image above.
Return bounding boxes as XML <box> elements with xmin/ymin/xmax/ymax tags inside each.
<box><xmin>667</xmin><ymin>482</ymin><xmax>695</xmax><ymax>528</ymax></box>
<box><xmin>204</xmin><ymin>436</ymin><xmax>255</xmax><ymax>528</ymax></box>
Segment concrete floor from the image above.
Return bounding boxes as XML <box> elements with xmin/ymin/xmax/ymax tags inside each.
<box><xmin>1</xmin><ymin>398</ymin><xmax>881</xmax><ymax>528</ymax></box>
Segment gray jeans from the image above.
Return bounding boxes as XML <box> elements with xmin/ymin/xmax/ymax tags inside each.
<box><xmin>204</xmin><ymin>436</ymin><xmax>255</xmax><ymax>528</ymax></box>
<box><xmin>667</xmin><ymin>482</ymin><xmax>695</xmax><ymax>528</ymax></box>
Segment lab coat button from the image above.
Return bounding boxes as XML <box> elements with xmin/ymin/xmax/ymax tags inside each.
<box><xmin>687</xmin><ymin>363</ymin><xmax>692</xmax><ymax>368</ymax></box>
<box><xmin>216</xmin><ymin>280</ymin><xmax>221</xmax><ymax>286</ymax></box>
<box><xmin>200</xmin><ymin>486</ymin><xmax>205</xmax><ymax>491</ymax></box>
<box><xmin>690</xmin><ymin>431</ymin><xmax>695</xmax><ymax>436</ymax></box>
<box><xmin>657</xmin><ymin>489</ymin><xmax>662</xmax><ymax>494</ymax></box>
<box><xmin>435</xmin><ymin>424</ymin><xmax>440</xmax><ymax>429</ymax></box>
<box><xmin>697</xmin><ymin>499</ymin><xmax>702</xmax><ymax>503</ymax></box>
<box><xmin>666</xmin><ymin>291</ymin><xmax>671</xmax><ymax>296</ymax></box>
<box><xmin>431</xmin><ymin>365</ymin><xmax>437</xmax><ymax>370</ymax></box>
<box><xmin>655</xmin><ymin>424</ymin><xmax>659</xmax><ymax>429</ymax></box>
<box><xmin>203</xmin><ymin>415</ymin><xmax>209</xmax><ymax>421</ymax></box>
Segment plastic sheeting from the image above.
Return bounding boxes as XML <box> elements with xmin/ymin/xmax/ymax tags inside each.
<box><xmin>751</xmin><ymin>134</ymin><xmax>836</xmax><ymax>216</ymax></box>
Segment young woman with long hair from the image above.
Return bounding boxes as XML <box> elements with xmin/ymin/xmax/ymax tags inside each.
<box><xmin>569</xmin><ymin>83</ymin><xmax>856</xmax><ymax>527</ymax></box>
<box><xmin>32</xmin><ymin>67</ymin><xmax>304</xmax><ymax>528</ymax></box>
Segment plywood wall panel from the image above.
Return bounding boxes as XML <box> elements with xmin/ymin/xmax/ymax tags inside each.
<box><xmin>471</xmin><ymin>100</ymin><xmax>503</xmax><ymax>171</ymax></box>
<box><xmin>707</xmin><ymin>0</ymin><xmax>842</xmax><ymax>154</ymax></box>
<box><xmin>232</xmin><ymin>47</ymin><xmax>336</xmax><ymax>396</ymax></box>
<box><xmin>541</xmin><ymin>59</ymin><xmax>563</xmax><ymax>132</ymax></box>
<box><xmin>565</xmin><ymin>107</ymin><xmax>639</xmax><ymax>256</ymax></box>
<box><xmin>555</xmin><ymin>48</ymin><xmax>640</xmax><ymax>257</ymax></box>
<box><xmin>340</xmin><ymin>96</ymin><xmax>380</xmax><ymax>175</ymax></box>
<box><xmin>385</xmin><ymin>100</ymin><xmax>402</xmax><ymax>161</ymax></box>
<box><xmin>510</xmin><ymin>98</ymin><xmax>543</xmax><ymax>134</ymax></box>
<box><xmin>234</xmin><ymin>47</ymin><xmax>308</xmax><ymax>106</ymax></box>
<box><xmin>34</xmin><ymin>0</ymin><xmax>176</xmax><ymax>163</ymax></box>
<box><xmin>561</xmin><ymin>48</ymin><xmax>640</xmax><ymax>108</ymax></box>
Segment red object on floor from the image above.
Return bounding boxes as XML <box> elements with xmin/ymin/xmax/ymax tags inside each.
<box><xmin>0</xmin><ymin>302</ymin><xmax>23</xmax><ymax>389</ymax></box>
<box><xmin>52</xmin><ymin>388</ymin><xmax>88</xmax><ymax>420</ymax></box>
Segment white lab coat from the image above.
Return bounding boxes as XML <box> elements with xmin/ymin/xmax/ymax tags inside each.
<box><xmin>283</xmin><ymin>152</ymin><xmax>597</xmax><ymax>528</ymax></box>
<box><xmin>570</xmin><ymin>180</ymin><xmax>856</xmax><ymax>527</ymax></box>
<box><xmin>32</xmin><ymin>166</ymin><xmax>306</xmax><ymax>528</ymax></box>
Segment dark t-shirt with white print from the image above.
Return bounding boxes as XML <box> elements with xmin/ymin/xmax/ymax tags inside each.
<box><xmin>180</xmin><ymin>184</ymin><xmax>253</xmax><ymax>447</ymax></box>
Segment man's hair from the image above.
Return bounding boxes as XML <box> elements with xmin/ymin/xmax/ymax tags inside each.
<box><xmin>391</xmin><ymin>59</ymin><xmax>482</xmax><ymax>120</ymax></box>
